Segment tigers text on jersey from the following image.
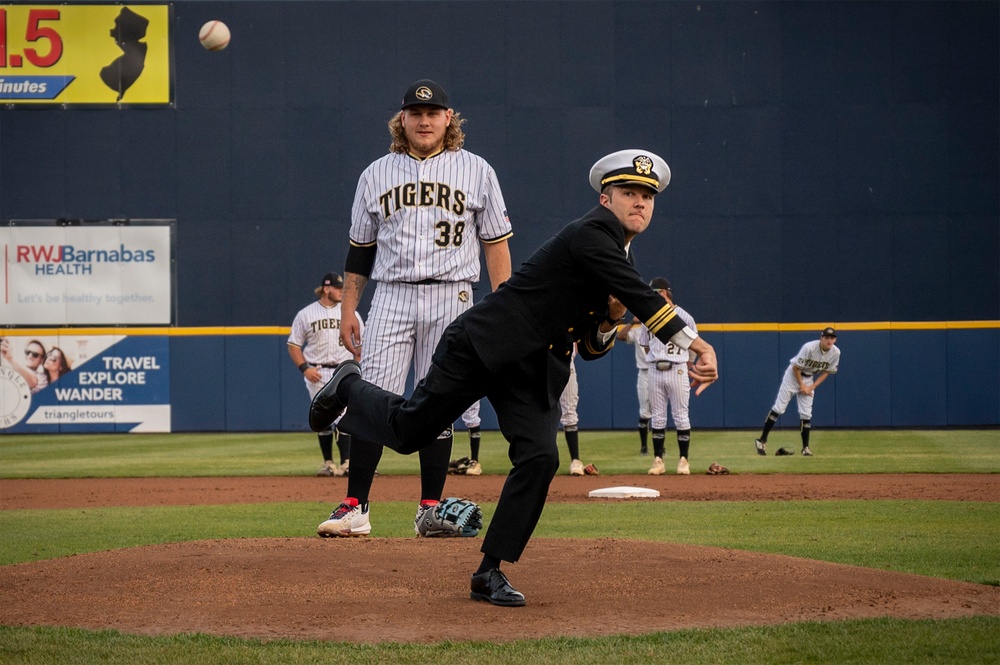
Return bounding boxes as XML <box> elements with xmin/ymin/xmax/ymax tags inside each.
<box><xmin>287</xmin><ymin>301</ymin><xmax>363</xmax><ymax>366</ymax></box>
<box><xmin>639</xmin><ymin>305</ymin><xmax>698</xmax><ymax>364</ymax></box>
<box><xmin>349</xmin><ymin>149</ymin><xmax>513</xmax><ymax>283</ymax></box>
<box><xmin>791</xmin><ymin>340</ymin><xmax>840</xmax><ymax>375</ymax></box>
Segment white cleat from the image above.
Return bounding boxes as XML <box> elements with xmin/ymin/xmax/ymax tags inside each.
<box><xmin>315</xmin><ymin>460</ymin><xmax>337</xmax><ymax>477</ymax></box>
<box><xmin>648</xmin><ymin>456</ymin><xmax>666</xmax><ymax>475</ymax></box>
<box><xmin>677</xmin><ymin>457</ymin><xmax>690</xmax><ymax>475</ymax></box>
<box><xmin>317</xmin><ymin>501</ymin><xmax>371</xmax><ymax>537</ymax></box>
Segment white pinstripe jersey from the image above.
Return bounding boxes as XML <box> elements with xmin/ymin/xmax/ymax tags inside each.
<box><xmin>287</xmin><ymin>301</ymin><xmax>364</xmax><ymax>366</ymax></box>
<box><xmin>349</xmin><ymin>149</ymin><xmax>513</xmax><ymax>283</ymax></box>
<box><xmin>790</xmin><ymin>340</ymin><xmax>840</xmax><ymax>375</ymax></box>
<box><xmin>624</xmin><ymin>325</ymin><xmax>648</xmax><ymax>369</ymax></box>
<box><xmin>640</xmin><ymin>305</ymin><xmax>697</xmax><ymax>364</ymax></box>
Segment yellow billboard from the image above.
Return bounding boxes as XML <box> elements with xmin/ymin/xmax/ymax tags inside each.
<box><xmin>0</xmin><ymin>4</ymin><xmax>171</xmax><ymax>105</ymax></box>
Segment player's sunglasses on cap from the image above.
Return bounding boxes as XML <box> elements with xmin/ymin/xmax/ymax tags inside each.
<box><xmin>401</xmin><ymin>79</ymin><xmax>449</xmax><ymax>110</ymax></box>
<box><xmin>649</xmin><ymin>277</ymin><xmax>671</xmax><ymax>291</ymax></box>
<box><xmin>24</xmin><ymin>349</ymin><xmax>43</xmax><ymax>359</ymax></box>
<box><xmin>321</xmin><ymin>272</ymin><xmax>344</xmax><ymax>288</ymax></box>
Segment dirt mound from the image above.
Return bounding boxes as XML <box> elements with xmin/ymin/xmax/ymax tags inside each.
<box><xmin>2</xmin><ymin>474</ymin><xmax>997</xmax><ymax>643</ymax></box>
<box><xmin>2</xmin><ymin>537</ymin><xmax>997</xmax><ymax>643</ymax></box>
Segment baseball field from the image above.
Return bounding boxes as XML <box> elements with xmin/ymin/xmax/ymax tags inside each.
<box><xmin>1</xmin><ymin>428</ymin><xmax>998</xmax><ymax>664</ymax></box>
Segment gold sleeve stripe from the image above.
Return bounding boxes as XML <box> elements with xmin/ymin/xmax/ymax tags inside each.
<box><xmin>645</xmin><ymin>304</ymin><xmax>677</xmax><ymax>334</ymax></box>
<box><xmin>482</xmin><ymin>231</ymin><xmax>514</xmax><ymax>244</ymax></box>
<box><xmin>582</xmin><ymin>334</ymin><xmax>614</xmax><ymax>356</ymax></box>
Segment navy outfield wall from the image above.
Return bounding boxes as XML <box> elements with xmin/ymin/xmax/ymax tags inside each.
<box><xmin>162</xmin><ymin>325</ymin><xmax>999</xmax><ymax>432</ymax></box>
<box><xmin>2</xmin><ymin>1</ymin><xmax>998</xmax><ymax>431</ymax></box>
<box><xmin>1</xmin><ymin>1</ymin><xmax>997</xmax><ymax>328</ymax></box>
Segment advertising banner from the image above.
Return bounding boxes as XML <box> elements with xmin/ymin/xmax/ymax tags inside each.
<box><xmin>0</xmin><ymin>333</ymin><xmax>170</xmax><ymax>432</ymax></box>
<box><xmin>0</xmin><ymin>4</ymin><xmax>171</xmax><ymax>105</ymax></box>
<box><xmin>1</xmin><ymin>222</ymin><xmax>174</xmax><ymax>325</ymax></box>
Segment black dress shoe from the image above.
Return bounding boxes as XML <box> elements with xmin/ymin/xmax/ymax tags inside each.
<box><xmin>470</xmin><ymin>568</ymin><xmax>526</xmax><ymax>607</ymax></box>
<box><xmin>308</xmin><ymin>361</ymin><xmax>361</xmax><ymax>432</ymax></box>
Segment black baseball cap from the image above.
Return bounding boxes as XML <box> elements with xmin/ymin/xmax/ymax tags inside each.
<box><xmin>321</xmin><ymin>272</ymin><xmax>343</xmax><ymax>288</ymax></box>
<box><xmin>401</xmin><ymin>79</ymin><xmax>449</xmax><ymax>109</ymax></box>
<box><xmin>821</xmin><ymin>327</ymin><xmax>837</xmax><ymax>337</ymax></box>
<box><xmin>649</xmin><ymin>277</ymin><xmax>671</xmax><ymax>291</ymax></box>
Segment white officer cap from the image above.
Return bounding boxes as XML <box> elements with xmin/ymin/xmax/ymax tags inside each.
<box><xmin>589</xmin><ymin>149</ymin><xmax>671</xmax><ymax>193</ymax></box>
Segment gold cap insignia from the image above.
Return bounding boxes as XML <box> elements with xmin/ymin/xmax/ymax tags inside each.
<box><xmin>633</xmin><ymin>155</ymin><xmax>653</xmax><ymax>175</ymax></box>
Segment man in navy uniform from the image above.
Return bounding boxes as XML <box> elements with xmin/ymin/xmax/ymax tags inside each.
<box><xmin>311</xmin><ymin>149</ymin><xmax>719</xmax><ymax>606</ymax></box>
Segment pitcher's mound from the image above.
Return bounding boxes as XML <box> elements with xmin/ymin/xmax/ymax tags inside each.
<box><xmin>2</xmin><ymin>537</ymin><xmax>997</xmax><ymax>643</ymax></box>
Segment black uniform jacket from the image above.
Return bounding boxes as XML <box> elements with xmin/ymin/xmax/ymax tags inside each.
<box><xmin>460</xmin><ymin>204</ymin><xmax>688</xmax><ymax>405</ymax></box>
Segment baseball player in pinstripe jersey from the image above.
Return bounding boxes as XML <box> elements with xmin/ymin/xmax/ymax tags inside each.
<box><xmin>320</xmin><ymin>79</ymin><xmax>513</xmax><ymax>537</ymax></box>
<box><xmin>617</xmin><ymin>317</ymin><xmax>652</xmax><ymax>455</ymax></box>
<box><xmin>559</xmin><ymin>345</ymin><xmax>589</xmax><ymax>476</ymax></box>
<box><xmin>640</xmin><ymin>278</ymin><xmax>698</xmax><ymax>475</ymax></box>
<box><xmin>755</xmin><ymin>328</ymin><xmax>840</xmax><ymax>457</ymax></box>
<box><xmin>287</xmin><ymin>273</ymin><xmax>364</xmax><ymax>476</ymax></box>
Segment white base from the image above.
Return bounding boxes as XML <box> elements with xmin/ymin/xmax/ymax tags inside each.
<box><xmin>587</xmin><ymin>486</ymin><xmax>660</xmax><ymax>499</ymax></box>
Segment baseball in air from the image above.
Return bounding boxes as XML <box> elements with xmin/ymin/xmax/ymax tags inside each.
<box><xmin>199</xmin><ymin>20</ymin><xmax>231</xmax><ymax>51</ymax></box>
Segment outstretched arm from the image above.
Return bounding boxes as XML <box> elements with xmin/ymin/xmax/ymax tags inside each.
<box><xmin>482</xmin><ymin>239</ymin><xmax>512</xmax><ymax>291</ymax></box>
<box><xmin>687</xmin><ymin>337</ymin><xmax>718</xmax><ymax>396</ymax></box>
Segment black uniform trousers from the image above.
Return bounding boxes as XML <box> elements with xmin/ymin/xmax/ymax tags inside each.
<box><xmin>340</xmin><ymin>317</ymin><xmax>563</xmax><ymax>563</ymax></box>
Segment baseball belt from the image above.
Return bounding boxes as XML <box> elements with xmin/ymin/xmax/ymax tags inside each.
<box><xmin>400</xmin><ymin>278</ymin><xmax>446</xmax><ymax>285</ymax></box>
<box><xmin>655</xmin><ymin>360</ymin><xmax>683</xmax><ymax>371</ymax></box>
<box><xmin>316</xmin><ymin>363</ymin><xmax>340</xmax><ymax>369</ymax></box>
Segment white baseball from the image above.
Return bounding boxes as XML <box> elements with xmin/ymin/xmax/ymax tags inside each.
<box><xmin>199</xmin><ymin>20</ymin><xmax>231</xmax><ymax>52</ymax></box>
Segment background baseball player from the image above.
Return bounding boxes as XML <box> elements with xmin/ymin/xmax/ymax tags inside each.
<box><xmin>755</xmin><ymin>327</ymin><xmax>841</xmax><ymax>457</ymax></box>
<box><xmin>617</xmin><ymin>317</ymin><xmax>652</xmax><ymax>455</ymax></box>
<box><xmin>320</xmin><ymin>79</ymin><xmax>513</xmax><ymax>536</ymax></box>
<box><xmin>559</xmin><ymin>346</ymin><xmax>589</xmax><ymax>475</ymax></box>
<box><xmin>640</xmin><ymin>278</ymin><xmax>698</xmax><ymax>475</ymax></box>
<box><xmin>288</xmin><ymin>272</ymin><xmax>363</xmax><ymax>476</ymax></box>
<box><xmin>451</xmin><ymin>402</ymin><xmax>484</xmax><ymax>476</ymax></box>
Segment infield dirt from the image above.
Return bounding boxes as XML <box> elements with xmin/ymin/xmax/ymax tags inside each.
<box><xmin>2</xmin><ymin>474</ymin><xmax>997</xmax><ymax>643</ymax></box>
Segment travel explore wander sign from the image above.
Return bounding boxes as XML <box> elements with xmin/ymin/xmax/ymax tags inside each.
<box><xmin>0</xmin><ymin>334</ymin><xmax>170</xmax><ymax>432</ymax></box>
<box><xmin>1</xmin><ymin>222</ymin><xmax>174</xmax><ymax>325</ymax></box>
<box><xmin>0</xmin><ymin>4</ymin><xmax>172</xmax><ymax>105</ymax></box>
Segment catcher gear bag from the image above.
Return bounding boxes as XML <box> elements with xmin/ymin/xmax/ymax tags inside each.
<box><xmin>416</xmin><ymin>497</ymin><xmax>483</xmax><ymax>537</ymax></box>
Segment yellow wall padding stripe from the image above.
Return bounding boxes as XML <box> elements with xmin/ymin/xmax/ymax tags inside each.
<box><xmin>2</xmin><ymin>321</ymin><xmax>996</xmax><ymax>337</ymax></box>
<box><xmin>696</xmin><ymin>321</ymin><xmax>1000</xmax><ymax>333</ymax></box>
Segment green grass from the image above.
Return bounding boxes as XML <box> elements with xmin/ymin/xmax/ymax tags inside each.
<box><xmin>1</xmin><ymin>429</ymin><xmax>998</xmax><ymax>663</ymax></box>
<box><xmin>1</xmin><ymin>617</ymin><xmax>998</xmax><ymax>665</ymax></box>
<box><xmin>1</xmin><ymin>428</ymin><xmax>997</xmax><ymax>478</ymax></box>
<box><xmin>1</xmin><ymin>500</ymin><xmax>997</xmax><ymax>583</ymax></box>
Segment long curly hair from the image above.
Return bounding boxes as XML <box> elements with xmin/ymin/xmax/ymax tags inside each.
<box><xmin>388</xmin><ymin>110</ymin><xmax>466</xmax><ymax>154</ymax></box>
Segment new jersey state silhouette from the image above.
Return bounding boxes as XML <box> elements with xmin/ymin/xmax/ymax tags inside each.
<box><xmin>99</xmin><ymin>7</ymin><xmax>149</xmax><ymax>101</ymax></box>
